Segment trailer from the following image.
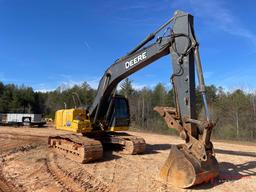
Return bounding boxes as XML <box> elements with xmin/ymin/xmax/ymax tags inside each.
<box><xmin>0</xmin><ymin>113</ymin><xmax>46</xmax><ymax>127</ymax></box>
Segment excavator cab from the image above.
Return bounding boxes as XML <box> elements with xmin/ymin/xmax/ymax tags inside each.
<box><xmin>107</xmin><ymin>95</ymin><xmax>130</xmax><ymax>131</ymax></box>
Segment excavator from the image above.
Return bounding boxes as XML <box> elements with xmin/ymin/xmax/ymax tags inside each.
<box><xmin>48</xmin><ymin>10</ymin><xmax>219</xmax><ymax>188</ymax></box>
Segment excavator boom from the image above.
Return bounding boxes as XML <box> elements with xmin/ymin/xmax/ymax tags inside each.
<box><xmin>49</xmin><ymin>10</ymin><xmax>219</xmax><ymax>188</ymax></box>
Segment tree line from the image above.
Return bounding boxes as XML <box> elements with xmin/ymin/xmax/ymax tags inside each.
<box><xmin>0</xmin><ymin>80</ymin><xmax>255</xmax><ymax>141</ymax></box>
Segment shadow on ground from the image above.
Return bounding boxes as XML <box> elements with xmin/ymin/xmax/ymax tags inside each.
<box><xmin>215</xmin><ymin>148</ymin><xmax>256</xmax><ymax>157</ymax></box>
<box><xmin>192</xmin><ymin>160</ymin><xmax>256</xmax><ymax>190</ymax></box>
<box><xmin>144</xmin><ymin>143</ymin><xmax>172</xmax><ymax>154</ymax></box>
<box><xmin>104</xmin><ymin>143</ymin><xmax>172</xmax><ymax>155</ymax></box>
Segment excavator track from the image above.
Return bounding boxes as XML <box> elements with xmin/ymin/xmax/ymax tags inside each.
<box><xmin>100</xmin><ymin>133</ymin><xmax>146</xmax><ymax>155</ymax></box>
<box><xmin>48</xmin><ymin>134</ymin><xmax>103</xmax><ymax>163</ymax></box>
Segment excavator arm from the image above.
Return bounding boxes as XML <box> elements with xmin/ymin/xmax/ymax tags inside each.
<box><xmin>90</xmin><ymin>11</ymin><xmax>196</xmax><ymax>123</ymax></box>
<box><xmin>89</xmin><ymin>10</ymin><xmax>219</xmax><ymax>188</ymax></box>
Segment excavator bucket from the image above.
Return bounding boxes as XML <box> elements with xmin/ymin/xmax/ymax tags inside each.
<box><xmin>154</xmin><ymin>104</ymin><xmax>219</xmax><ymax>188</ymax></box>
<box><xmin>160</xmin><ymin>144</ymin><xmax>219</xmax><ymax>188</ymax></box>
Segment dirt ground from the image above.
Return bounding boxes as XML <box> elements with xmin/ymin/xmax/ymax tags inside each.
<box><xmin>0</xmin><ymin>125</ymin><xmax>255</xmax><ymax>192</ymax></box>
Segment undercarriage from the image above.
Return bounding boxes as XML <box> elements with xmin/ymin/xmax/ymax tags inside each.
<box><xmin>48</xmin><ymin>132</ymin><xmax>146</xmax><ymax>163</ymax></box>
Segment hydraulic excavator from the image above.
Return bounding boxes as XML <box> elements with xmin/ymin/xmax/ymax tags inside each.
<box><xmin>49</xmin><ymin>10</ymin><xmax>219</xmax><ymax>188</ymax></box>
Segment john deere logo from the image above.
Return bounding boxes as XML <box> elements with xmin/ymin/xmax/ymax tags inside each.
<box><xmin>125</xmin><ymin>52</ymin><xmax>147</xmax><ymax>69</ymax></box>
<box><xmin>66</xmin><ymin>121</ymin><xmax>71</xmax><ymax>126</ymax></box>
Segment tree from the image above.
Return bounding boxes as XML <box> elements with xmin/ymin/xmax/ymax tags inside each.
<box><xmin>152</xmin><ymin>83</ymin><xmax>167</xmax><ymax>106</ymax></box>
<box><xmin>0</xmin><ymin>84</ymin><xmax>15</xmax><ymax>112</ymax></box>
<box><xmin>119</xmin><ymin>78</ymin><xmax>134</xmax><ymax>98</ymax></box>
<box><xmin>0</xmin><ymin>80</ymin><xmax>255</xmax><ymax>141</ymax></box>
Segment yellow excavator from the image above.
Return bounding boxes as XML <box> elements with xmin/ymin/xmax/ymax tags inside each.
<box><xmin>49</xmin><ymin>10</ymin><xmax>219</xmax><ymax>188</ymax></box>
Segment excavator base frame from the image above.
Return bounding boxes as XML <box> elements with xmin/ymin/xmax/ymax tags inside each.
<box><xmin>99</xmin><ymin>132</ymin><xmax>146</xmax><ymax>155</ymax></box>
<box><xmin>48</xmin><ymin>134</ymin><xmax>103</xmax><ymax>163</ymax></box>
<box><xmin>48</xmin><ymin>132</ymin><xmax>146</xmax><ymax>164</ymax></box>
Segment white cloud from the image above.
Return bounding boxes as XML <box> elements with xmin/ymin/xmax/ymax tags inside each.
<box><xmin>58</xmin><ymin>80</ymin><xmax>83</xmax><ymax>91</ymax></box>
<box><xmin>84</xmin><ymin>40</ymin><xmax>91</xmax><ymax>50</ymax></box>
<box><xmin>187</xmin><ymin>0</ymin><xmax>256</xmax><ymax>45</ymax></box>
<box><xmin>87</xmin><ymin>78</ymin><xmax>100</xmax><ymax>89</ymax></box>
<box><xmin>57</xmin><ymin>78</ymin><xmax>99</xmax><ymax>91</ymax></box>
<box><xmin>32</xmin><ymin>73</ymin><xmax>101</xmax><ymax>92</ymax></box>
<box><xmin>34</xmin><ymin>88</ymin><xmax>55</xmax><ymax>93</ymax></box>
<box><xmin>33</xmin><ymin>83</ymin><xmax>55</xmax><ymax>93</ymax></box>
<box><xmin>132</xmin><ymin>83</ymin><xmax>148</xmax><ymax>90</ymax></box>
<box><xmin>210</xmin><ymin>71</ymin><xmax>256</xmax><ymax>92</ymax></box>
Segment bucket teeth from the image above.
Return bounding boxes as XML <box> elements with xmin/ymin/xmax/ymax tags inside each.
<box><xmin>160</xmin><ymin>145</ymin><xmax>219</xmax><ymax>188</ymax></box>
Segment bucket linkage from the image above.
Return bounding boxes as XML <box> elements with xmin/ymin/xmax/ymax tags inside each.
<box><xmin>154</xmin><ymin>106</ymin><xmax>219</xmax><ymax>188</ymax></box>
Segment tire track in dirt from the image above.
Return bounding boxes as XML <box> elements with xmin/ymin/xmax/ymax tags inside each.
<box><xmin>0</xmin><ymin>144</ymin><xmax>40</xmax><ymax>160</ymax></box>
<box><xmin>0</xmin><ymin>175</ymin><xmax>17</xmax><ymax>192</ymax></box>
<box><xmin>110</xmin><ymin>153</ymin><xmax>169</xmax><ymax>191</ymax></box>
<box><xmin>46</xmin><ymin>152</ymin><xmax>111</xmax><ymax>192</ymax></box>
<box><xmin>0</xmin><ymin>132</ymin><xmax>48</xmax><ymax>139</ymax></box>
<box><xmin>62</xmin><ymin>151</ymin><xmax>169</xmax><ymax>192</ymax></box>
<box><xmin>45</xmin><ymin>153</ymin><xmax>82</xmax><ymax>192</ymax></box>
<box><xmin>0</xmin><ymin>144</ymin><xmax>41</xmax><ymax>192</ymax></box>
<box><xmin>0</xmin><ymin>133</ymin><xmax>46</xmax><ymax>154</ymax></box>
<box><xmin>0</xmin><ymin>134</ymin><xmax>44</xmax><ymax>192</ymax></box>
<box><xmin>0</xmin><ymin>168</ymin><xmax>25</xmax><ymax>192</ymax></box>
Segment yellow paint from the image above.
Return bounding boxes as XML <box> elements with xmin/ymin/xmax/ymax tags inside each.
<box><xmin>54</xmin><ymin>108</ymin><xmax>92</xmax><ymax>134</ymax></box>
<box><xmin>55</xmin><ymin>108</ymin><xmax>129</xmax><ymax>133</ymax></box>
<box><xmin>109</xmin><ymin>126</ymin><xmax>129</xmax><ymax>131</ymax></box>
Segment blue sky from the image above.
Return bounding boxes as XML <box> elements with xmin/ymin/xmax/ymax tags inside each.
<box><xmin>0</xmin><ymin>0</ymin><xmax>256</xmax><ymax>92</ymax></box>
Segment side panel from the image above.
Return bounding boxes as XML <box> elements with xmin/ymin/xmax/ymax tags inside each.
<box><xmin>54</xmin><ymin>109</ymin><xmax>92</xmax><ymax>133</ymax></box>
<box><xmin>63</xmin><ymin>109</ymin><xmax>72</xmax><ymax>127</ymax></box>
<box><xmin>32</xmin><ymin>114</ymin><xmax>42</xmax><ymax>122</ymax></box>
<box><xmin>55</xmin><ymin>110</ymin><xmax>64</xmax><ymax>129</ymax></box>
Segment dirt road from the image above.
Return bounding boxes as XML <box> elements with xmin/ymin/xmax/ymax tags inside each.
<box><xmin>0</xmin><ymin>126</ymin><xmax>255</xmax><ymax>192</ymax></box>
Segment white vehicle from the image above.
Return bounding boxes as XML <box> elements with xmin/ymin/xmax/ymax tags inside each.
<box><xmin>0</xmin><ymin>113</ymin><xmax>46</xmax><ymax>127</ymax></box>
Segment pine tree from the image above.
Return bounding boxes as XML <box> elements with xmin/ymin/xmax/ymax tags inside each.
<box><xmin>120</xmin><ymin>78</ymin><xmax>134</xmax><ymax>98</ymax></box>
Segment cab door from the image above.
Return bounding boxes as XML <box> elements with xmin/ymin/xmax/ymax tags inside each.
<box><xmin>108</xmin><ymin>96</ymin><xmax>130</xmax><ymax>131</ymax></box>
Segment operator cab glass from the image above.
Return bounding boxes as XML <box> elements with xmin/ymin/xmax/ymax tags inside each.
<box><xmin>114</xmin><ymin>98</ymin><xmax>129</xmax><ymax>119</ymax></box>
<box><xmin>108</xmin><ymin>96</ymin><xmax>130</xmax><ymax>130</ymax></box>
